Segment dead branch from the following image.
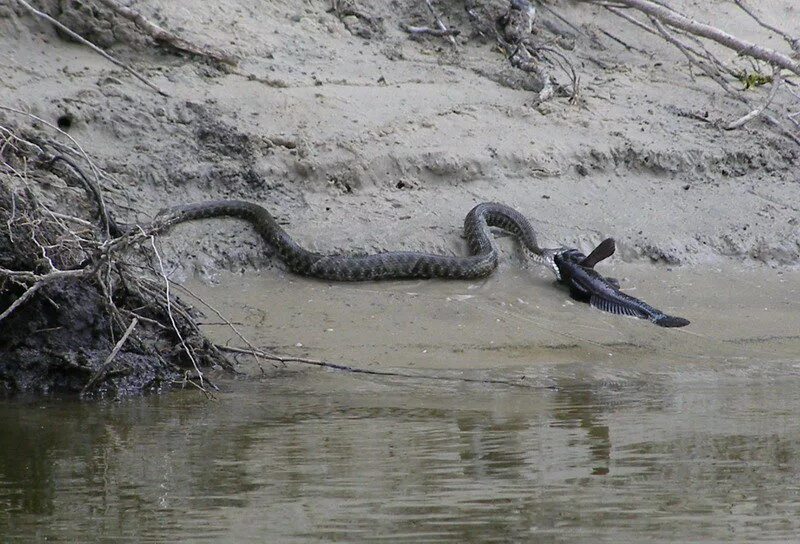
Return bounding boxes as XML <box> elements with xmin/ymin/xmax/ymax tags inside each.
<box><xmin>591</xmin><ymin>0</ymin><xmax>800</xmax><ymax>76</ymax></box>
<box><xmin>171</xmin><ymin>281</ymin><xmax>260</xmax><ymax>369</ymax></box>
<box><xmin>0</xmin><ymin>267</ymin><xmax>88</xmax><ymax>323</ymax></box>
<box><xmin>646</xmin><ymin>15</ymin><xmax>740</xmax><ymax>97</ymax></box>
<box><xmin>533</xmin><ymin>45</ymin><xmax>580</xmax><ymax>101</ymax></box>
<box><xmin>46</xmin><ymin>155</ymin><xmax>113</xmax><ymax>239</ymax></box>
<box><xmin>461</xmin><ymin>0</ymin><xmax>562</xmax><ymax>102</ymax></box>
<box><xmin>149</xmin><ymin>236</ymin><xmax>205</xmax><ymax>386</ymax></box>
<box><xmin>0</xmin><ymin>105</ymin><xmax>108</xmax><ymax>192</ymax></box>
<box><xmin>0</xmin><ymin>282</ymin><xmax>41</xmax><ymax>323</ymax></box>
<box><xmin>593</xmin><ymin>2</ymin><xmax>800</xmax><ymax>144</ymax></box>
<box><xmin>81</xmin><ymin>316</ymin><xmax>138</xmax><ymax>395</ymax></box>
<box><xmin>732</xmin><ymin>0</ymin><xmax>800</xmax><ymax>55</ymax></box>
<box><xmin>216</xmin><ymin>345</ymin><xmax>553</xmax><ymax>389</ymax></box>
<box><xmin>536</xmin><ymin>2</ymin><xmax>587</xmax><ymax>40</ymax></box>
<box><xmin>92</xmin><ymin>0</ymin><xmax>238</xmax><ymax>67</ymax></box>
<box><xmin>727</xmin><ymin>67</ymin><xmax>782</xmax><ymax>130</ymax></box>
<box><xmin>423</xmin><ymin>0</ymin><xmax>457</xmax><ymax>46</ymax></box>
<box><xmin>1</xmin><ymin>124</ymin><xmax>228</xmax><ymax>395</ymax></box>
<box><xmin>13</xmin><ymin>0</ymin><xmax>168</xmax><ymax>96</ymax></box>
<box><xmin>401</xmin><ymin>24</ymin><xmax>460</xmax><ymax>38</ymax></box>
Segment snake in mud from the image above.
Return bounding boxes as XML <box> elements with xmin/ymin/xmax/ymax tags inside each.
<box><xmin>154</xmin><ymin>200</ymin><xmax>689</xmax><ymax>327</ymax></box>
<box><xmin>155</xmin><ymin>200</ymin><xmax>560</xmax><ymax>281</ymax></box>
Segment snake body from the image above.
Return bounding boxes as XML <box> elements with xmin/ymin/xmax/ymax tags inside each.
<box><xmin>158</xmin><ymin>201</ymin><xmax>553</xmax><ymax>281</ymax></box>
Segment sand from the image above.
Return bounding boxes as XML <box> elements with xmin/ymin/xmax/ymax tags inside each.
<box><xmin>1</xmin><ymin>1</ymin><xmax>798</xmax><ymax>385</ymax></box>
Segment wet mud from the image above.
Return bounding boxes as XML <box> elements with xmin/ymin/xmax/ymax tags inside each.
<box><xmin>1</xmin><ymin>0</ymin><xmax>799</xmax><ymax>397</ymax></box>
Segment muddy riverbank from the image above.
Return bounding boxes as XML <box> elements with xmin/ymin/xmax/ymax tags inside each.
<box><xmin>2</xmin><ymin>1</ymin><xmax>798</xmax><ymax>269</ymax></box>
<box><xmin>1</xmin><ymin>0</ymin><xmax>798</xmax><ymax>395</ymax></box>
<box><xmin>2</xmin><ymin>2</ymin><xmax>800</xmax><ymax>540</ymax></box>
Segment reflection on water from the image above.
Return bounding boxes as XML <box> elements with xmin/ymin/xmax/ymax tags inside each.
<box><xmin>2</xmin><ymin>363</ymin><xmax>800</xmax><ymax>543</ymax></box>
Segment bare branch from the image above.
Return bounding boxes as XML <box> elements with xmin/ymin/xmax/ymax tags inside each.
<box><xmin>93</xmin><ymin>0</ymin><xmax>238</xmax><ymax>66</ymax></box>
<box><xmin>402</xmin><ymin>24</ymin><xmax>460</xmax><ymax>38</ymax></box>
<box><xmin>732</xmin><ymin>0</ymin><xmax>800</xmax><ymax>55</ymax></box>
<box><xmin>81</xmin><ymin>317</ymin><xmax>138</xmax><ymax>395</ymax></box>
<box><xmin>727</xmin><ymin>68</ymin><xmax>783</xmax><ymax>129</ymax></box>
<box><xmin>647</xmin><ymin>15</ymin><xmax>741</xmax><ymax>98</ymax></box>
<box><xmin>423</xmin><ymin>0</ymin><xmax>457</xmax><ymax>46</ymax></box>
<box><xmin>149</xmin><ymin>236</ymin><xmax>205</xmax><ymax>387</ymax></box>
<box><xmin>0</xmin><ymin>105</ymin><xmax>110</xmax><ymax>194</ymax></box>
<box><xmin>47</xmin><ymin>155</ymin><xmax>112</xmax><ymax>239</ymax></box>
<box><xmin>0</xmin><ymin>282</ymin><xmax>41</xmax><ymax>323</ymax></box>
<box><xmin>595</xmin><ymin>3</ymin><xmax>800</xmax><ymax>144</ymax></box>
<box><xmin>171</xmin><ymin>281</ymin><xmax>261</xmax><ymax>368</ymax></box>
<box><xmin>13</xmin><ymin>0</ymin><xmax>169</xmax><ymax>96</ymax></box>
<box><xmin>594</xmin><ymin>0</ymin><xmax>800</xmax><ymax>76</ymax></box>
<box><xmin>0</xmin><ymin>268</ymin><xmax>87</xmax><ymax>323</ymax></box>
<box><xmin>216</xmin><ymin>345</ymin><xmax>550</xmax><ymax>389</ymax></box>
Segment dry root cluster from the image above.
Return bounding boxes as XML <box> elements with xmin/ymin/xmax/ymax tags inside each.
<box><xmin>0</xmin><ymin>117</ymin><xmax>229</xmax><ymax>397</ymax></box>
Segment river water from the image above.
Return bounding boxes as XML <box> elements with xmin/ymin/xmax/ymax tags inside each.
<box><xmin>2</xmin><ymin>266</ymin><xmax>799</xmax><ymax>542</ymax></box>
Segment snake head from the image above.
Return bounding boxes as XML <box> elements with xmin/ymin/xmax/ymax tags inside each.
<box><xmin>537</xmin><ymin>247</ymin><xmax>569</xmax><ymax>280</ymax></box>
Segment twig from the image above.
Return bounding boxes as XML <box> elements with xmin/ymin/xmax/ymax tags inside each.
<box><xmin>13</xmin><ymin>0</ymin><xmax>169</xmax><ymax>96</ymax></box>
<box><xmin>648</xmin><ymin>16</ymin><xmax>740</xmax><ymax>97</ymax></box>
<box><xmin>0</xmin><ymin>105</ymin><xmax>109</xmax><ymax>199</ymax></box>
<box><xmin>423</xmin><ymin>0</ymin><xmax>456</xmax><ymax>46</ymax></box>
<box><xmin>81</xmin><ymin>317</ymin><xmax>138</xmax><ymax>395</ymax></box>
<box><xmin>173</xmin><ymin>371</ymin><xmax>217</xmax><ymax>399</ymax></box>
<box><xmin>149</xmin><ymin>236</ymin><xmax>205</xmax><ymax>387</ymax></box>
<box><xmin>171</xmin><ymin>281</ymin><xmax>261</xmax><ymax>368</ymax></box>
<box><xmin>648</xmin><ymin>15</ymin><xmax>799</xmax><ymax>144</ymax></box>
<box><xmin>0</xmin><ymin>282</ymin><xmax>41</xmax><ymax>323</ymax></box>
<box><xmin>732</xmin><ymin>0</ymin><xmax>800</xmax><ymax>55</ymax></box>
<box><xmin>92</xmin><ymin>0</ymin><xmax>238</xmax><ymax>66</ymax></box>
<box><xmin>599</xmin><ymin>4</ymin><xmax>800</xmax><ymax>145</ymax></box>
<box><xmin>726</xmin><ymin>67</ymin><xmax>783</xmax><ymax>129</ymax></box>
<box><xmin>534</xmin><ymin>44</ymin><xmax>580</xmax><ymax>100</ymax></box>
<box><xmin>605</xmin><ymin>5</ymin><xmax>729</xmax><ymax>79</ymax></box>
<box><xmin>598</xmin><ymin>28</ymin><xmax>636</xmax><ymax>51</ymax></box>
<box><xmin>1</xmin><ymin>125</ymin><xmax>231</xmax><ymax>395</ymax></box>
<box><xmin>535</xmin><ymin>1</ymin><xmax>587</xmax><ymax>39</ymax></box>
<box><xmin>216</xmin><ymin>345</ymin><xmax>555</xmax><ymax>390</ymax></box>
<box><xmin>591</xmin><ymin>0</ymin><xmax>800</xmax><ymax>76</ymax></box>
<box><xmin>46</xmin><ymin>155</ymin><xmax>112</xmax><ymax>239</ymax></box>
<box><xmin>48</xmin><ymin>211</ymin><xmax>96</xmax><ymax>229</ymax></box>
<box><xmin>402</xmin><ymin>24</ymin><xmax>460</xmax><ymax>38</ymax></box>
<box><xmin>0</xmin><ymin>266</ymin><xmax>88</xmax><ymax>323</ymax></box>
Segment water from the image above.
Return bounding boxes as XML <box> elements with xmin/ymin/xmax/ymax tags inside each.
<box><xmin>2</xmin><ymin>367</ymin><xmax>800</xmax><ymax>543</ymax></box>
<box><xmin>1</xmin><ymin>267</ymin><xmax>799</xmax><ymax>542</ymax></box>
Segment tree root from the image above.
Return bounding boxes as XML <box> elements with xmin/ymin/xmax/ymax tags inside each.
<box><xmin>0</xmin><ymin>118</ymin><xmax>230</xmax><ymax>397</ymax></box>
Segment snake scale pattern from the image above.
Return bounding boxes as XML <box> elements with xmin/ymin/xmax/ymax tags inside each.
<box><xmin>157</xmin><ymin>200</ymin><xmax>549</xmax><ymax>281</ymax></box>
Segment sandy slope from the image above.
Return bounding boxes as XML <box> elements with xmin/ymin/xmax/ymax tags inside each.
<box><xmin>1</xmin><ymin>0</ymin><xmax>798</xmax><ymax>275</ymax></box>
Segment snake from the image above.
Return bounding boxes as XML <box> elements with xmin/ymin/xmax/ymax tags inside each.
<box><xmin>152</xmin><ymin>200</ymin><xmax>690</xmax><ymax>327</ymax></box>
<box><xmin>155</xmin><ymin>200</ymin><xmax>559</xmax><ymax>281</ymax></box>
